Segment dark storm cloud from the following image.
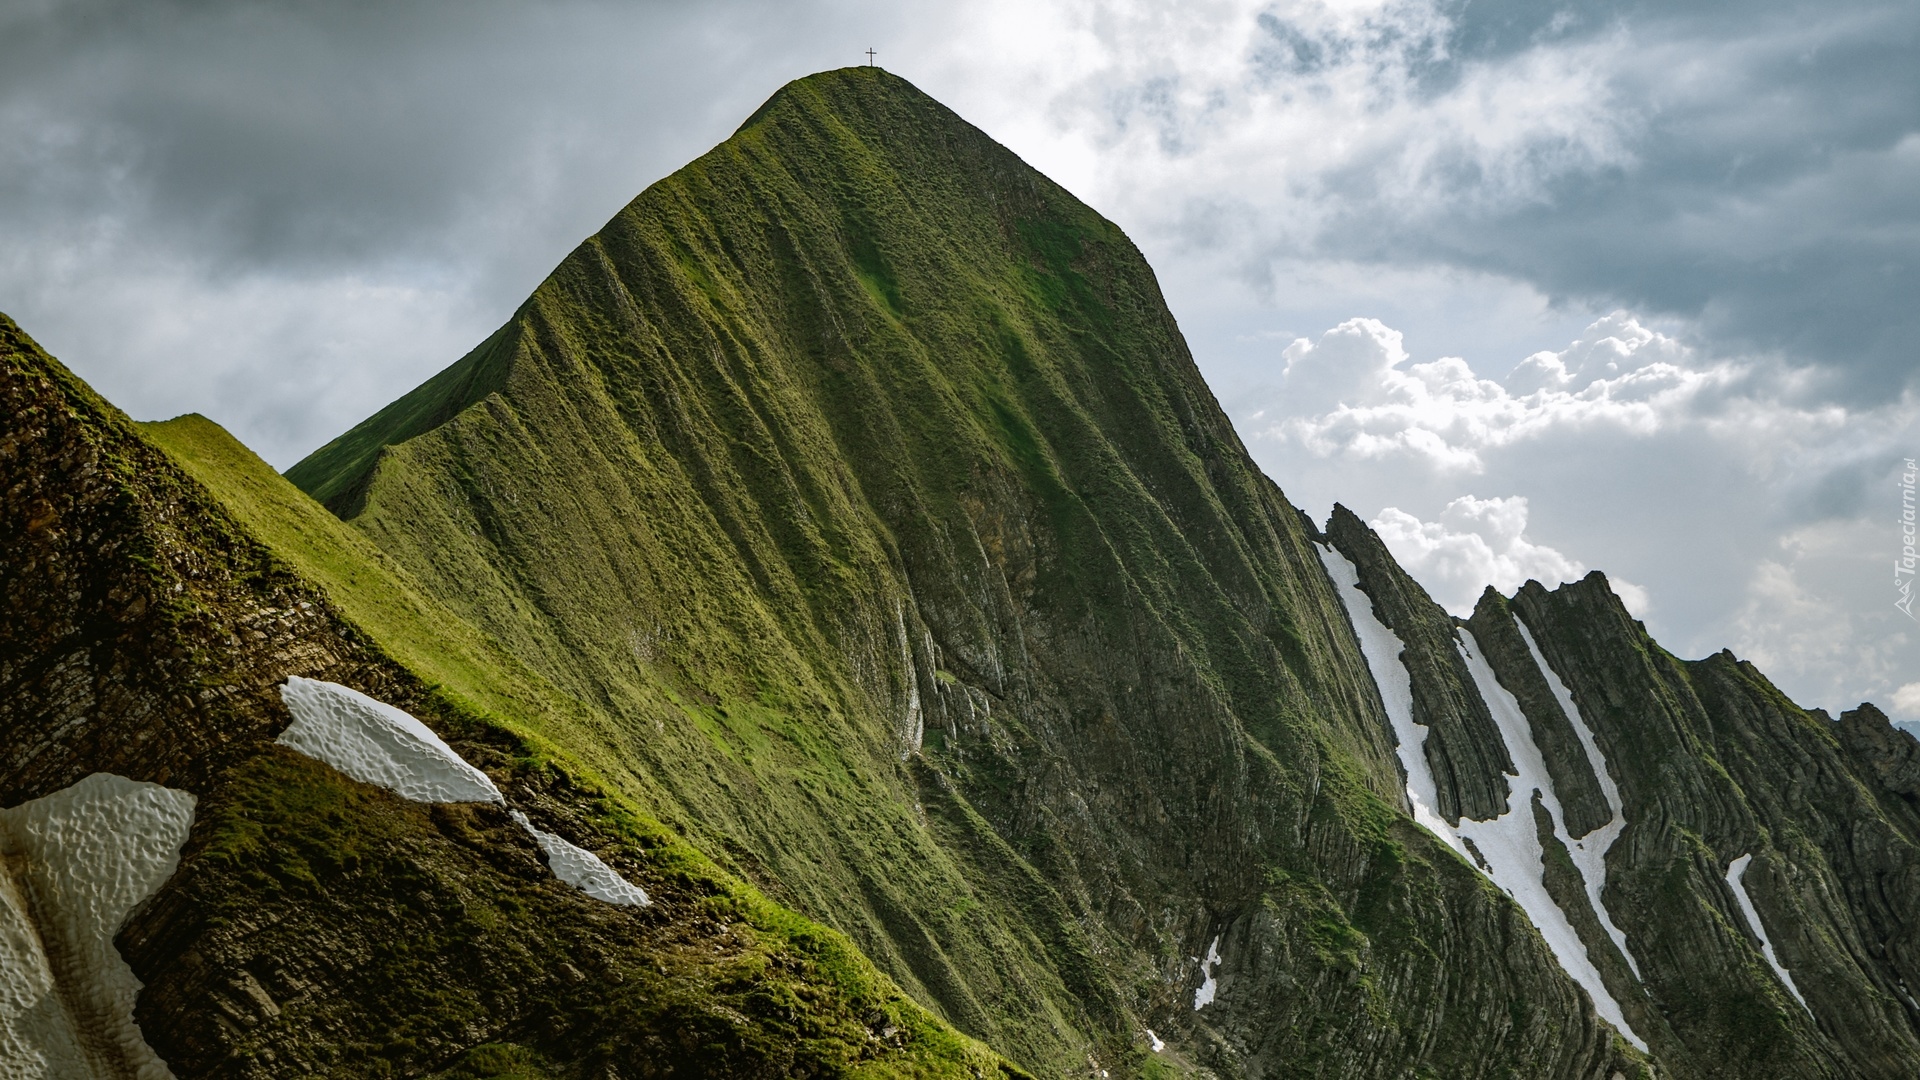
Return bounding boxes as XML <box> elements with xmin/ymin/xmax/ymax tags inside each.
<box><xmin>1282</xmin><ymin>0</ymin><xmax>1920</xmax><ymax>396</ymax></box>
<box><xmin>0</xmin><ymin>0</ymin><xmax>908</xmax><ymax>465</ymax></box>
<box><xmin>0</xmin><ymin>0</ymin><xmax>781</xmax><ymax>274</ymax></box>
<box><xmin>3</xmin><ymin>0</ymin><xmax>1913</xmax><ymax>448</ymax></box>
<box><xmin>3</xmin><ymin>0</ymin><xmax>1913</xmax><ymax>715</ymax></box>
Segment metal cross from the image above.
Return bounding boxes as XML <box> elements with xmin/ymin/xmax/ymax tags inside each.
<box><xmin>866</xmin><ymin>48</ymin><xmax>876</xmax><ymax>66</ymax></box>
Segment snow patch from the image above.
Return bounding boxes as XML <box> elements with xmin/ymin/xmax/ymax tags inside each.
<box><xmin>1453</xmin><ymin>631</ymin><xmax>1647</xmax><ymax>1051</ymax></box>
<box><xmin>278</xmin><ymin>677</ymin><xmax>502</xmax><ymax>804</ymax></box>
<box><xmin>0</xmin><ymin>773</ymin><xmax>195</xmax><ymax>1079</ymax></box>
<box><xmin>280</xmin><ymin>679</ymin><xmax>648</xmax><ymax>907</ymax></box>
<box><xmin>1726</xmin><ymin>854</ymin><xmax>1810</xmax><ymax>1013</ymax></box>
<box><xmin>1145</xmin><ymin>1028</ymin><xmax>1165</xmax><ymax>1052</ymax></box>
<box><xmin>1193</xmin><ymin>936</ymin><xmax>1222</xmax><ymax>1010</ymax></box>
<box><xmin>1318</xmin><ymin>544</ymin><xmax>1646</xmax><ymax>1051</ymax></box>
<box><xmin>1518</xmin><ymin>621</ymin><xmax>1641</xmax><ymax>979</ymax></box>
<box><xmin>509</xmin><ymin>812</ymin><xmax>650</xmax><ymax>907</ymax></box>
<box><xmin>1315</xmin><ymin>545</ymin><xmax>1464</xmax><ymax>848</ymax></box>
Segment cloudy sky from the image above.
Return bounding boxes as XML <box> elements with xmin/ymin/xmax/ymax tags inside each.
<box><xmin>4</xmin><ymin>0</ymin><xmax>1915</xmax><ymax>723</ymax></box>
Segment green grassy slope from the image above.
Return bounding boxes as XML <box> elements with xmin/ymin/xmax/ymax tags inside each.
<box><xmin>287</xmin><ymin>321</ymin><xmax>520</xmax><ymax>515</ymax></box>
<box><xmin>4</xmin><ymin>312</ymin><xmax>1017</xmax><ymax>1078</ymax></box>
<box><xmin>145</xmin><ymin>414</ymin><xmax>1031</xmax><ymax>1077</ymax></box>
<box><xmin>146</xmin><ymin>413</ymin><xmax>588</xmax><ymax>743</ymax></box>
<box><xmin>283</xmin><ymin>68</ymin><xmax>1648</xmax><ymax>1078</ymax></box>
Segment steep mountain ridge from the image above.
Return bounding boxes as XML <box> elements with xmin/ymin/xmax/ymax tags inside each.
<box><xmin>1328</xmin><ymin>501</ymin><xmax>1920</xmax><ymax>1076</ymax></box>
<box><xmin>278</xmin><ymin>67</ymin><xmax>1658</xmax><ymax>1076</ymax></box>
<box><xmin>288</xmin><ymin>65</ymin><xmax>1917</xmax><ymax>1078</ymax></box>
<box><xmin>5</xmin><ymin>64</ymin><xmax>1917</xmax><ymax>1079</ymax></box>
<box><xmin>1</xmin><ymin>313</ymin><xmax>1018</xmax><ymax>1078</ymax></box>
<box><xmin>285</xmin><ymin>66</ymin><xmax>1648</xmax><ymax>1077</ymax></box>
<box><xmin>1515</xmin><ymin>575</ymin><xmax>1920</xmax><ymax>1075</ymax></box>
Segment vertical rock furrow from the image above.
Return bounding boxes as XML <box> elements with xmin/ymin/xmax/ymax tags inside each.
<box><xmin>1325</xmin><ymin>506</ymin><xmax>1513</xmax><ymax>823</ymax></box>
<box><xmin>1466</xmin><ymin>589</ymin><xmax>1611</xmax><ymax>838</ymax></box>
<box><xmin>1514</xmin><ymin>571</ymin><xmax>1920</xmax><ymax>1077</ymax></box>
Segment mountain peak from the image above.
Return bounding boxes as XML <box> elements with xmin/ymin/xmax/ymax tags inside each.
<box><xmin>733</xmin><ymin>64</ymin><xmax>932</xmax><ymax>134</ymax></box>
<box><xmin>288</xmin><ymin>60</ymin><xmax>1092</xmax><ymax>515</ymax></box>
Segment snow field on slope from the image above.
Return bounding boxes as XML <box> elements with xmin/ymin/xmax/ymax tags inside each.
<box><xmin>510</xmin><ymin>811</ymin><xmax>649</xmax><ymax>906</ymax></box>
<box><xmin>279</xmin><ymin>677</ymin><xmax>504</xmax><ymax>804</ymax></box>
<box><xmin>1314</xmin><ymin>546</ymin><xmax>1464</xmax><ymax>850</ymax></box>
<box><xmin>1516</xmin><ymin>622</ymin><xmax>1641</xmax><ymax>980</ymax></box>
<box><xmin>0</xmin><ymin>867</ymin><xmax>75</xmax><ymax>1080</ymax></box>
<box><xmin>1193</xmin><ymin>936</ymin><xmax>1222</xmax><ymax>1010</ymax></box>
<box><xmin>1726</xmin><ymin>854</ymin><xmax>1810</xmax><ymax>1012</ymax></box>
<box><xmin>1453</xmin><ymin>631</ymin><xmax>1647</xmax><ymax>1050</ymax></box>
<box><xmin>278</xmin><ymin>678</ymin><xmax>648</xmax><ymax>907</ymax></box>
<box><xmin>0</xmin><ymin>773</ymin><xmax>195</xmax><ymax>1080</ymax></box>
<box><xmin>1318</xmin><ymin>544</ymin><xmax>1645</xmax><ymax>1051</ymax></box>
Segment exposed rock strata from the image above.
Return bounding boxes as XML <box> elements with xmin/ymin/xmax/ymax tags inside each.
<box><xmin>1466</xmin><ymin>589</ymin><xmax>1611</xmax><ymax>838</ymax></box>
<box><xmin>1514</xmin><ymin>575</ymin><xmax>1920</xmax><ymax>1077</ymax></box>
<box><xmin>1325</xmin><ymin>505</ymin><xmax>1514</xmax><ymax>823</ymax></box>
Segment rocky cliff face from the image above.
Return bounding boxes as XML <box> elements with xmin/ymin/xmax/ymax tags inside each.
<box><xmin>1513</xmin><ymin>577</ymin><xmax>1920</xmax><ymax>1077</ymax></box>
<box><xmin>1324</xmin><ymin>501</ymin><xmax>1920</xmax><ymax>1078</ymax></box>
<box><xmin>5</xmin><ymin>65</ymin><xmax>1918</xmax><ymax>1080</ymax></box>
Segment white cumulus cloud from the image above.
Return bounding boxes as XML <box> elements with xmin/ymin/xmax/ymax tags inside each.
<box><xmin>1893</xmin><ymin>683</ymin><xmax>1920</xmax><ymax>718</ymax></box>
<box><xmin>1260</xmin><ymin>311</ymin><xmax>1735</xmax><ymax>472</ymax></box>
<box><xmin>1725</xmin><ymin>519</ymin><xmax>1920</xmax><ymax>716</ymax></box>
<box><xmin>1367</xmin><ymin>495</ymin><xmax>1646</xmax><ymax>617</ymax></box>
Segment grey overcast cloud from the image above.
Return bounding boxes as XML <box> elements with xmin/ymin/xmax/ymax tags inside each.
<box><xmin>4</xmin><ymin>0</ymin><xmax>1916</xmax><ymax>723</ymax></box>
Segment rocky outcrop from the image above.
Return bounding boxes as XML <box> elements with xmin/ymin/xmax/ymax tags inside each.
<box><xmin>1325</xmin><ymin>505</ymin><xmax>1514</xmax><ymax>823</ymax></box>
<box><xmin>0</xmin><ymin>314</ymin><xmax>400</xmax><ymax>804</ymax></box>
<box><xmin>1839</xmin><ymin>703</ymin><xmax>1920</xmax><ymax>804</ymax></box>
<box><xmin>1313</xmin><ymin>513</ymin><xmax>1920</xmax><ymax>1077</ymax></box>
<box><xmin>1513</xmin><ymin>575</ymin><xmax>1920</xmax><ymax>1077</ymax></box>
<box><xmin>1466</xmin><ymin>588</ymin><xmax>1611</xmax><ymax>838</ymax></box>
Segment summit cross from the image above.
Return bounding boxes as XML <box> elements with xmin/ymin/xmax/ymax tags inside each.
<box><xmin>866</xmin><ymin>48</ymin><xmax>876</xmax><ymax>66</ymax></box>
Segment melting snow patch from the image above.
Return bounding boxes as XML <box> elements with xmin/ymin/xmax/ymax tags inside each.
<box><xmin>280</xmin><ymin>678</ymin><xmax>648</xmax><ymax>907</ymax></box>
<box><xmin>0</xmin><ymin>773</ymin><xmax>195</xmax><ymax>1079</ymax></box>
<box><xmin>1726</xmin><ymin>854</ymin><xmax>1809</xmax><ymax>1013</ymax></box>
<box><xmin>509</xmin><ymin>812</ymin><xmax>650</xmax><ymax>907</ymax></box>
<box><xmin>1453</xmin><ymin>631</ymin><xmax>1646</xmax><ymax>1051</ymax></box>
<box><xmin>1193</xmin><ymin>936</ymin><xmax>1222</xmax><ymax>1010</ymax></box>
<box><xmin>1518</xmin><ymin>621</ymin><xmax>1641</xmax><ymax>980</ymax></box>
<box><xmin>1316</xmin><ymin>545</ymin><xmax>1464</xmax><ymax>850</ymax></box>
<box><xmin>278</xmin><ymin>677</ymin><xmax>502</xmax><ymax>804</ymax></box>
<box><xmin>1318</xmin><ymin>544</ymin><xmax>1646</xmax><ymax>1051</ymax></box>
<box><xmin>1145</xmin><ymin>1028</ymin><xmax>1165</xmax><ymax>1052</ymax></box>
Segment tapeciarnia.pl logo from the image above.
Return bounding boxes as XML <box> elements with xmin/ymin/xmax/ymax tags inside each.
<box><xmin>1900</xmin><ymin>457</ymin><xmax>1917</xmax><ymax>620</ymax></box>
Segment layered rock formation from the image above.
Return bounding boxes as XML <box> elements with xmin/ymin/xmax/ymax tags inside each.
<box><xmin>1326</xmin><ymin>503</ymin><xmax>1920</xmax><ymax>1077</ymax></box>
<box><xmin>4</xmin><ymin>65</ymin><xmax>1917</xmax><ymax>1078</ymax></box>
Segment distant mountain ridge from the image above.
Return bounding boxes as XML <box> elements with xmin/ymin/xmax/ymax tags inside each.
<box><xmin>5</xmin><ymin>66</ymin><xmax>1918</xmax><ymax>1079</ymax></box>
